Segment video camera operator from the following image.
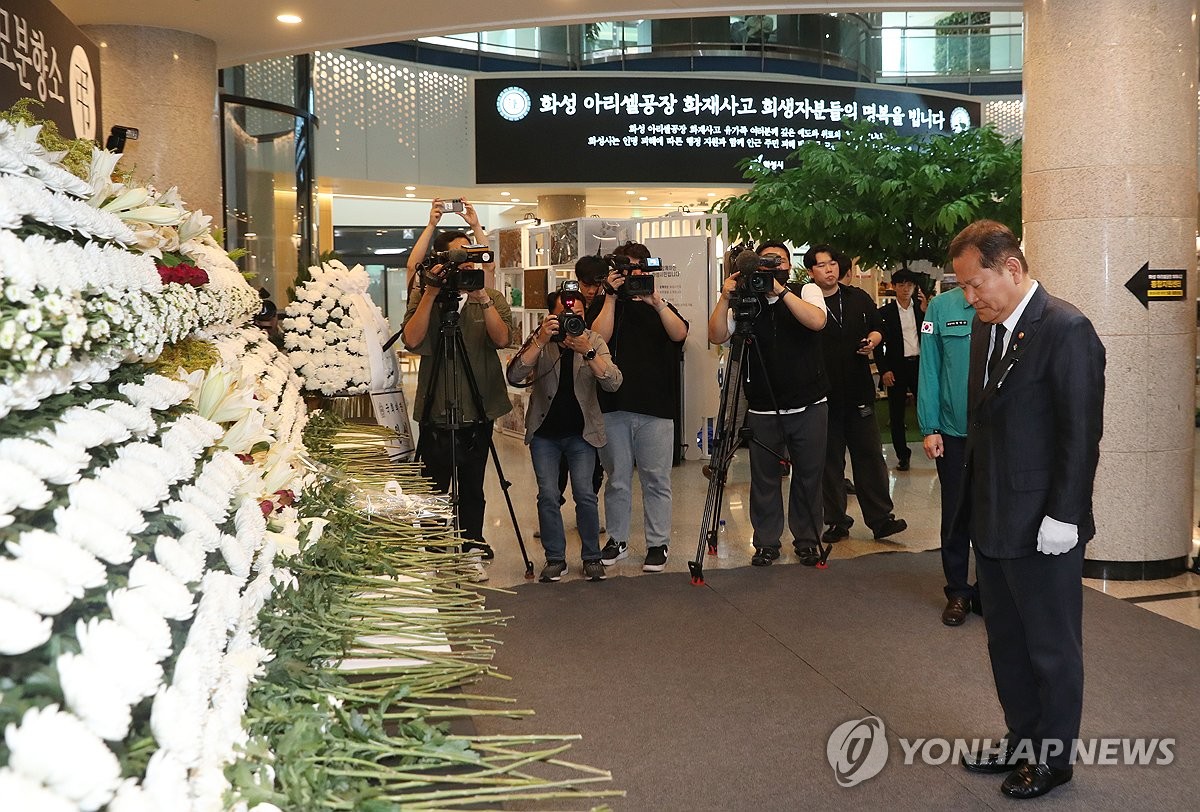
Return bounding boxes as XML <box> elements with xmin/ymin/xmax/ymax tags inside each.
<box><xmin>406</xmin><ymin>198</ymin><xmax>496</xmax><ymax>289</ymax></box>
<box><xmin>593</xmin><ymin>241</ymin><xmax>689</xmax><ymax>573</ymax></box>
<box><xmin>401</xmin><ymin>232</ymin><xmax>513</xmax><ymax>567</ymax></box>
<box><xmin>707</xmin><ymin>242</ymin><xmax>829</xmax><ymax>567</ymax></box>
<box><xmin>506</xmin><ymin>283</ymin><xmax>623</xmax><ymax>583</ymax></box>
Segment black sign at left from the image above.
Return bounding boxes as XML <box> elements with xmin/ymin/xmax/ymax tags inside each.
<box><xmin>0</xmin><ymin>0</ymin><xmax>101</xmax><ymax>142</ymax></box>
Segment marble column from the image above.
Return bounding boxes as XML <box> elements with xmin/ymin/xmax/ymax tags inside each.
<box><xmin>81</xmin><ymin>26</ymin><xmax>221</xmax><ymax>219</ymax></box>
<box><xmin>537</xmin><ymin>194</ymin><xmax>587</xmax><ymax>221</ymax></box>
<box><xmin>1023</xmin><ymin>0</ymin><xmax>1199</xmax><ymax>578</ymax></box>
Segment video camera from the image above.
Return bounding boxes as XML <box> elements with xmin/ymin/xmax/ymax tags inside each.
<box><xmin>424</xmin><ymin>245</ymin><xmax>493</xmax><ymax>292</ymax></box>
<box><xmin>735</xmin><ymin>252</ymin><xmax>783</xmax><ymax>295</ymax></box>
<box><xmin>603</xmin><ymin>253</ymin><xmax>661</xmax><ymax>298</ymax></box>
<box><xmin>552</xmin><ymin>280</ymin><xmax>586</xmax><ymax>342</ymax></box>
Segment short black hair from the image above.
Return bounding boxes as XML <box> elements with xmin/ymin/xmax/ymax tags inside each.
<box><xmin>433</xmin><ymin>230</ymin><xmax>469</xmax><ymax>253</ymax></box>
<box><xmin>575</xmin><ymin>254</ymin><xmax>608</xmax><ymax>284</ymax></box>
<box><xmin>613</xmin><ymin>241</ymin><xmax>650</xmax><ymax>261</ymax></box>
<box><xmin>756</xmin><ymin>241</ymin><xmax>790</xmax><ymax>257</ymax></box>
<box><xmin>802</xmin><ymin>243</ymin><xmax>835</xmax><ymax>269</ymax></box>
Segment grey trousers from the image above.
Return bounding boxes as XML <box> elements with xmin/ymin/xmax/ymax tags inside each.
<box><xmin>745</xmin><ymin>404</ymin><xmax>827</xmax><ymax>550</ymax></box>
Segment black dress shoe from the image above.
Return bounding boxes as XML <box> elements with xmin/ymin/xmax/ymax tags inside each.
<box><xmin>872</xmin><ymin>517</ymin><xmax>907</xmax><ymax>540</ymax></box>
<box><xmin>795</xmin><ymin>545</ymin><xmax>822</xmax><ymax>567</ymax></box>
<box><xmin>751</xmin><ymin>546</ymin><xmax>780</xmax><ymax>567</ymax></box>
<box><xmin>897</xmin><ymin>458</ymin><xmax>911</xmax><ymax>471</ymax></box>
<box><xmin>1001</xmin><ymin>763</ymin><xmax>1073</xmax><ymax>799</ymax></box>
<box><xmin>822</xmin><ymin>524</ymin><xmax>850</xmax><ymax>543</ymax></box>
<box><xmin>942</xmin><ymin>596</ymin><xmax>970</xmax><ymax>626</ymax></box>
<box><xmin>961</xmin><ymin>740</ymin><xmax>1024</xmax><ymax>774</ymax></box>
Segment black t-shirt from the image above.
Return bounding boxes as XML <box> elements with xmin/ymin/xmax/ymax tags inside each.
<box><xmin>598</xmin><ymin>298</ymin><xmax>687</xmax><ymax>419</ymax></box>
<box><xmin>820</xmin><ymin>283</ymin><xmax>881</xmax><ymax>407</ymax></box>
<box><xmin>535</xmin><ymin>348</ymin><xmax>584</xmax><ymax>438</ymax></box>
<box><xmin>742</xmin><ymin>291</ymin><xmax>828</xmax><ymax>411</ymax></box>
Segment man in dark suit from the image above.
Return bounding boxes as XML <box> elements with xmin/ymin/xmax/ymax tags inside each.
<box><xmin>876</xmin><ymin>268</ymin><xmax>924</xmax><ymax>470</ymax></box>
<box><xmin>950</xmin><ymin>221</ymin><xmax>1105</xmax><ymax>800</ymax></box>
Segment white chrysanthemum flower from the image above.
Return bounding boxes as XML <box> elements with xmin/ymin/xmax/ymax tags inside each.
<box><xmin>75</xmin><ymin>618</ymin><xmax>163</xmax><ymax>702</ymax></box>
<box><xmin>219</xmin><ymin>533</ymin><xmax>253</xmax><ymax>579</ymax></box>
<box><xmin>153</xmin><ymin>534</ymin><xmax>205</xmax><ymax>585</ymax></box>
<box><xmin>128</xmin><ymin>557</ymin><xmax>195</xmax><ymax>621</ymax></box>
<box><xmin>56</xmin><ymin>652</ymin><xmax>133</xmax><ymax>741</ymax></box>
<box><xmin>150</xmin><ymin>686</ymin><xmax>205</xmax><ymax>768</ymax></box>
<box><xmin>0</xmin><ymin>558</ymin><xmax>75</xmax><ymax>615</ymax></box>
<box><xmin>53</xmin><ymin>406</ymin><xmax>131</xmax><ymax>448</ymax></box>
<box><xmin>235</xmin><ymin>496</ymin><xmax>268</xmax><ymax>552</ymax></box>
<box><xmin>178</xmin><ymin>483</ymin><xmax>230</xmax><ymax>523</ymax></box>
<box><xmin>116</xmin><ymin>441</ymin><xmax>192</xmax><ymax>484</ymax></box>
<box><xmin>96</xmin><ymin>400</ymin><xmax>157</xmax><ymax>437</ymax></box>
<box><xmin>0</xmin><ymin>767</ymin><xmax>77</xmax><ymax>812</ymax></box>
<box><xmin>52</xmin><ymin>506</ymin><xmax>136</xmax><ymax>564</ymax></box>
<box><xmin>107</xmin><ymin>779</ymin><xmax>155</xmax><ymax>812</ymax></box>
<box><xmin>4</xmin><ymin>704</ymin><xmax>122</xmax><ymax>811</ymax></box>
<box><xmin>163</xmin><ymin>500</ymin><xmax>221</xmax><ymax>551</ymax></box>
<box><xmin>0</xmin><ymin>437</ymin><xmax>85</xmax><ymax>485</ymax></box>
<box><xmin>0</xmin><ymin>459</ymin><xmax>53</xmax><ymax>513</ymax></box>
<box><xmin>66</xmin><ymin>479</ymin><xmax>147</xmax><ymax>533</ymax></box>
<box><xmin>7</xmin><ymin>529</ymin><xmax>107</xmax><ymax>591</ymax></box>
<box><xmin>161</xmin><ymin>412</ymin><xmax>224</xmax><ymax>457</ymax></box>
<box><xmin>0</xmin><ymin>597</ymin><xmax>52</xmax><ymax>654</ymax></box>
<box><xmin>141</xmin><ymin>749</ymin><xmax>192</xmax><ymax>809</ymax></box>
<box><xmin>107</xmin><ymin>588</ymin><xmax>172</xmax><ymax>660</ymax></box>
<box><xmin>95</xmin><ymin>459</ymin><xmax>170</xmax><ymax>510</ymax></box>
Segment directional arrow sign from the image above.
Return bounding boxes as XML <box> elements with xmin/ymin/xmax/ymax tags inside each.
<box><xmin>1125</xmin><ymin>262</ymin><xmax>1186</xmax><ymax>309</ymax></box>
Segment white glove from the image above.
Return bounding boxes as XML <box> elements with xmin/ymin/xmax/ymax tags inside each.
<box><xmin>1037</xmin><ymin>515</ymin><xmax>1079</xmax><ymax>555</ymax></box>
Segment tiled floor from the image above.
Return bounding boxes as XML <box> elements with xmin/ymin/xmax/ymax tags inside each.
<box><xmin>464</xmin><ymin>427</ymin><xmax>1200</xmax><ymax>631</ymax></box>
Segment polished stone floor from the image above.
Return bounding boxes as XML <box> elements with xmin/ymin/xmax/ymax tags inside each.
<box><xmin>468</xmin><ymin>426</ymin><xmax>1200</xmax><ymax>632</ymax></box>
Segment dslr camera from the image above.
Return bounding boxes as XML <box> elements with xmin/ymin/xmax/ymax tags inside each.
<box><xmin>603</xmin><ymin>253</ymin><xmax>661</xmax><ymax>298</ymax></box>
<box><xmin>553</xmin><ymin>280</ymin><xmax>587</xmax><ymax>342</ymax></box>
<box><xmin>424</xmin><ymin>244</ymin><xmax>493</xmax><ymax>292</ymax></box>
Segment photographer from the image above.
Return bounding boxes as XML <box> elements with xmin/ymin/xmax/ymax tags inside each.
<box><xmin>401</xmin><ymin>236</ymin><xmax>513</xmax><ymax>565</ymax></box>
<box><xmin>595</xmin><ymin>241</ymin><xmax>689</xmax><ymax>573</ymax></box>
<box><xmin>407</xmin><ymin>198</ymin><xmax>495</xmax><ymax>289</ymax></box>
<box><xmin>506</xmin><ymin>285</ymin><xmax>622</xmax><ymax>583</ymax></box>
<box><xmin>806</xmin><ymin>245</ymin><xmax>907</xmax><ymax>544</ymax></box>
<box><xmin>708</xmin><ymin>242</ymin><xmax>829</xmax><ymax>567</ymax></box>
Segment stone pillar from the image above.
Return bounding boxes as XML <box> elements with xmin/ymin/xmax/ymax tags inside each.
<box><xmin>81</xmin><ymin>26</ymin><xmax>220</xmax><ymax>219</ymax></box>
<box><xmin>537</xmin><ymin>194</ymin><xmax>587</xmax><ymax>221</ymax></box>
<box><xmin>1023</xmin><ymin>0</ymin><xmax>1199</xmax><ymax>578</ymax></box>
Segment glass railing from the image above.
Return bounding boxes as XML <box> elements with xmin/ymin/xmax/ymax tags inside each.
<box><xmin>407</xmin><ymin>13</ymin><xmax>1022</xmax><ymax>80</ymax></box>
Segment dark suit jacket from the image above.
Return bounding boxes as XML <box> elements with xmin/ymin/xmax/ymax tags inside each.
<box><xmin>876</xmin><ymin>298</ymin><xmax>924</xmax><ymax>379</ymax></box>
<box><xmin>961</xmin><ymin>284</ymin><xmax>1105</xmax><ymax>559</ymax></box>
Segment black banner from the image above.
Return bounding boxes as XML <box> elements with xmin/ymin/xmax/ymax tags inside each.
<box><xmin>0</xmin><ymin>0</ymin><xmax>101</xmax><ymax>142</ymax></box>
<box><xmin>475</xmin><ymin>75</ymin><xmax>980</xmax><ymax>185</ymax></box>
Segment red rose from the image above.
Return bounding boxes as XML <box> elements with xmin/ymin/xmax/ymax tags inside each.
<box><xmin>274</xmin><ymin>489</ymin><xmax>295</xmax><ymax>507</ymax></box>
<box><xmin>259</xmin><ymin>499</ymin><xmax>274</xmax><ymax>517</ymax></box>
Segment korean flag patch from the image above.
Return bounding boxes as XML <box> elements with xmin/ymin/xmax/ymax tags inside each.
<box><xmin>920</xmin><ymin>320</ymin><xmax>934</xmax><ymax>334</ymax></box>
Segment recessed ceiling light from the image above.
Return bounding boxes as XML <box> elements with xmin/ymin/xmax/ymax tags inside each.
<box><xmin>626</xmin><ymin>191</ymin><xmax>636</xmax><ymax>195</ymax></box>
<box><xmin>511</xmin><ymin>198</ymin><xmax>521</xmax><ymax>202</ymax></box>
<box><xmin>638</xmin><ymin>196</ymin><xmax>648</xmax><ymax>201</ymax></box>
<box><xmin>277</xmin><ymin>14</ymin><xmax>302</xmax><ymax>24</ymax></box>
<box><xmin>405</xmin><ymin>193</ymin><xmax>415</xmax><ymax>198</ymax></box>
<box><xmin>706</xmin><ymin>192</ymin><xmax>716</xmax><ymax>197</ymax></box>
<box><xmin>404</xmin><ymin>185</ymin><xmax>416</xmax><ymax>191</ymax></box>
<box><xmin>500</xmin><ymin>191</ymin><xmax>511</xmax><ymax>197</ymax></box>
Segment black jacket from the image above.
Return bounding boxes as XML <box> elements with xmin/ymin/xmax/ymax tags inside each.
<box><xmin>876</xmin><ymin>298</ymin><xmax>924</xmax><ymax>378</ymax></box>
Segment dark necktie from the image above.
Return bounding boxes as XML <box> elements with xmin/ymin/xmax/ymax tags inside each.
<box><xmin>987</xmin><ymin>324</ymin><xmax>1007</xmax><ymax>385</ymax></box>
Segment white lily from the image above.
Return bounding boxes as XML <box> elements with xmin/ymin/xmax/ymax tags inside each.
<box><xmin>219</xmin><ymin>409</ymin><xmax>272</xmax><ymax>455</ymax></box>
<box><xmin>86</xmin><ymin>148</ymin><xmax>123</xmax><ymax>207</ymax></box>
<box><xmin>188</xmin><ymin>366</ymin><xmax>257</xmax><ymax>425</ymax></box>
<box><xmin>99</xmin><ymin>187</ymin><xmax>150</xmax><ymax>214</ymax></box>
<box><xmin>120</xmin><ymin>205</ymin><xmax>186</xmax><ymax>227</ymax></box>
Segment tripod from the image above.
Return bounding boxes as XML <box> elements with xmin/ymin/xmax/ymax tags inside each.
<box><xmin>417</xmin><ymin>288</ymin><xmax>535</xmax><ymax>579</ymax></box>
<box><xmin>688</xmin><ymin>301</ymin><xmax>831</xmax><ymax>585</ymax></box>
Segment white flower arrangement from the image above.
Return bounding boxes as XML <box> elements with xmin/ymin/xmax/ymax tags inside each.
<box><xmin>283</xmin><ymin>260</ymin><xmax>388</xmax><ymax>396</ymax></box>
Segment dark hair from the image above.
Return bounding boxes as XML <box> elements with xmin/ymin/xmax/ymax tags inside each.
<box><xmin>255</xmin><ymin>300</ymin><xmax>277</xmax><ymax>321</ymax></box>
<box><xmin>948</xmin><ymin>220</ymin><xmax>1027</xmax><ymax>274</ymax></box>
<box><xmin>833</xmin><ymin>250</ymin><xmax>853</xmax><ymax>279</ymax></box>
<box><xmin>613</xmin><ymin>240</ymin><xmax>650</xmax><ymax>261</ymax></box>
<box><xmin>756</xmin><ymin>241</ymin><xmax>790</xmax><ymax>258</ymax></box>
<box><xmin>575</xmin><ymin>254</ymin><xmax>608</xmax><ymax>284</ymax></box>
<box><xmin>545</xmin><ymin>290</ymin><xmax>561</xmax><ymax>313</ymax></box>
<box><xmin>433</xmin><ymin>230</ymin><xmax>470</xmax><ymax>253</ymax></box>
<box><xmin>802</xmin><ymin>243</ymin><xmax>836</xmax><ymax>270</ymax></box>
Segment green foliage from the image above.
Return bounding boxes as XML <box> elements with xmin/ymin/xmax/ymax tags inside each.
<box><xmin>712</xmin><ymin>120</ymin><xmax>1022</xmax><ymax>270</ymax></box>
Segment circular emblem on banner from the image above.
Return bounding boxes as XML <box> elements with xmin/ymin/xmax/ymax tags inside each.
<box><xmin>950</xmin><ymin>106</ymin><xmax>972</xmax><ymax>133</ymax></box>
<box><xmin>496</xmin><ymin>86</ymin><xmax>531</xmax><ymax>122</ymax></box>
<box><xmin>68</xmin><ymin>46</ymin><xmax>97</xmax><ymax>141</ymax></box>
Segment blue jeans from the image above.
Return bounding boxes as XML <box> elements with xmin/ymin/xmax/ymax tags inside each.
<box><xmin>597</xmin><ymin>410</ymin><xmax>673</xmax><ymax>549</ymax></box>
<box><xmin>530</xmin><ymin>433</ymin><xmax>601</xmax><ymax>562</ymax></box>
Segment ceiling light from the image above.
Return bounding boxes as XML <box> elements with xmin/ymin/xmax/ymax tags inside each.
<box><xmin>500</xmin><ymin>191</ymin><xmax>511</xmax><ymax>197</ymax></box>
<box><xmin>626</xmin><ymin>190</ymin><xmax>636</xmax><ymax>195</ymax></box>
<box><xmin>638</xmin><ymin>196</ymin><xmax>648</xmax><ymax>201</ymax></box>
<box><xmin>707</xmin><ymin>192</ymin><xmax>716</xmax><ymax>197</ymax></box>
<box><xmin>405</xmin><ymin>193</ymin><xmax>415</xmax><ymax>198</ymax></box>
<box><xmin>277</xmin><ymin>14</ymin><xmax>302</xmax><ymax>24</ymax></box>
<box><xmin>511</xmin><ymin>198</ymin><xmax>521</xmax><ymax>203</ymax></box>
<box><xmin>404</xmin><ymin>185</ymin><xmax>416</xmax><ymax>191</ymax></box>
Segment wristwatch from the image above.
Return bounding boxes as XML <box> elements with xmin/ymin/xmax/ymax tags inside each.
<box><xmin>583</xmin><ymin>348</ymin><xmax>598</xmax><ymax>361</ymax></box>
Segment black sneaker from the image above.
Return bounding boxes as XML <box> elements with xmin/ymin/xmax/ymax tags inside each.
<box><xmin>463</xmin><ymin>540</ymin><xmax>494</xmax><ymax>561</ymax></box>
<box><xmin>873</xmin><ymin>518</ymin><xmax>908</xmax><ymax>540</ymax></box>
<box><xmin>582</xmin><ymin>560</ymin><xmax>606</xmax><ymax>581</ymax></box>
<box><xmin>642</xmin><ymin>546</ymin><xmax>667</xmax><ymax>572</ymax></box>
<box><xmin>600</xmin><ymin>538</ymin><xmax>628</xmax><ymax>566</ymax></box>
<box><xmin>751</xmin><ymin>546</ymin><xmax>780</xmax><ymax>567</ymax></box>
<box><xmin>822</xmin><ymin>524</ymin><xmax>850</xmax><ymax>544</ymax></box>
<box><xmin>539</xmin><ymin>561</ymin><xmax>567</xmax><ymax>582</ymax></box>
<box><xmin>796</xmin><ymin>545</ymin><xmax>822</xmax><ymax>567</ymax></box>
